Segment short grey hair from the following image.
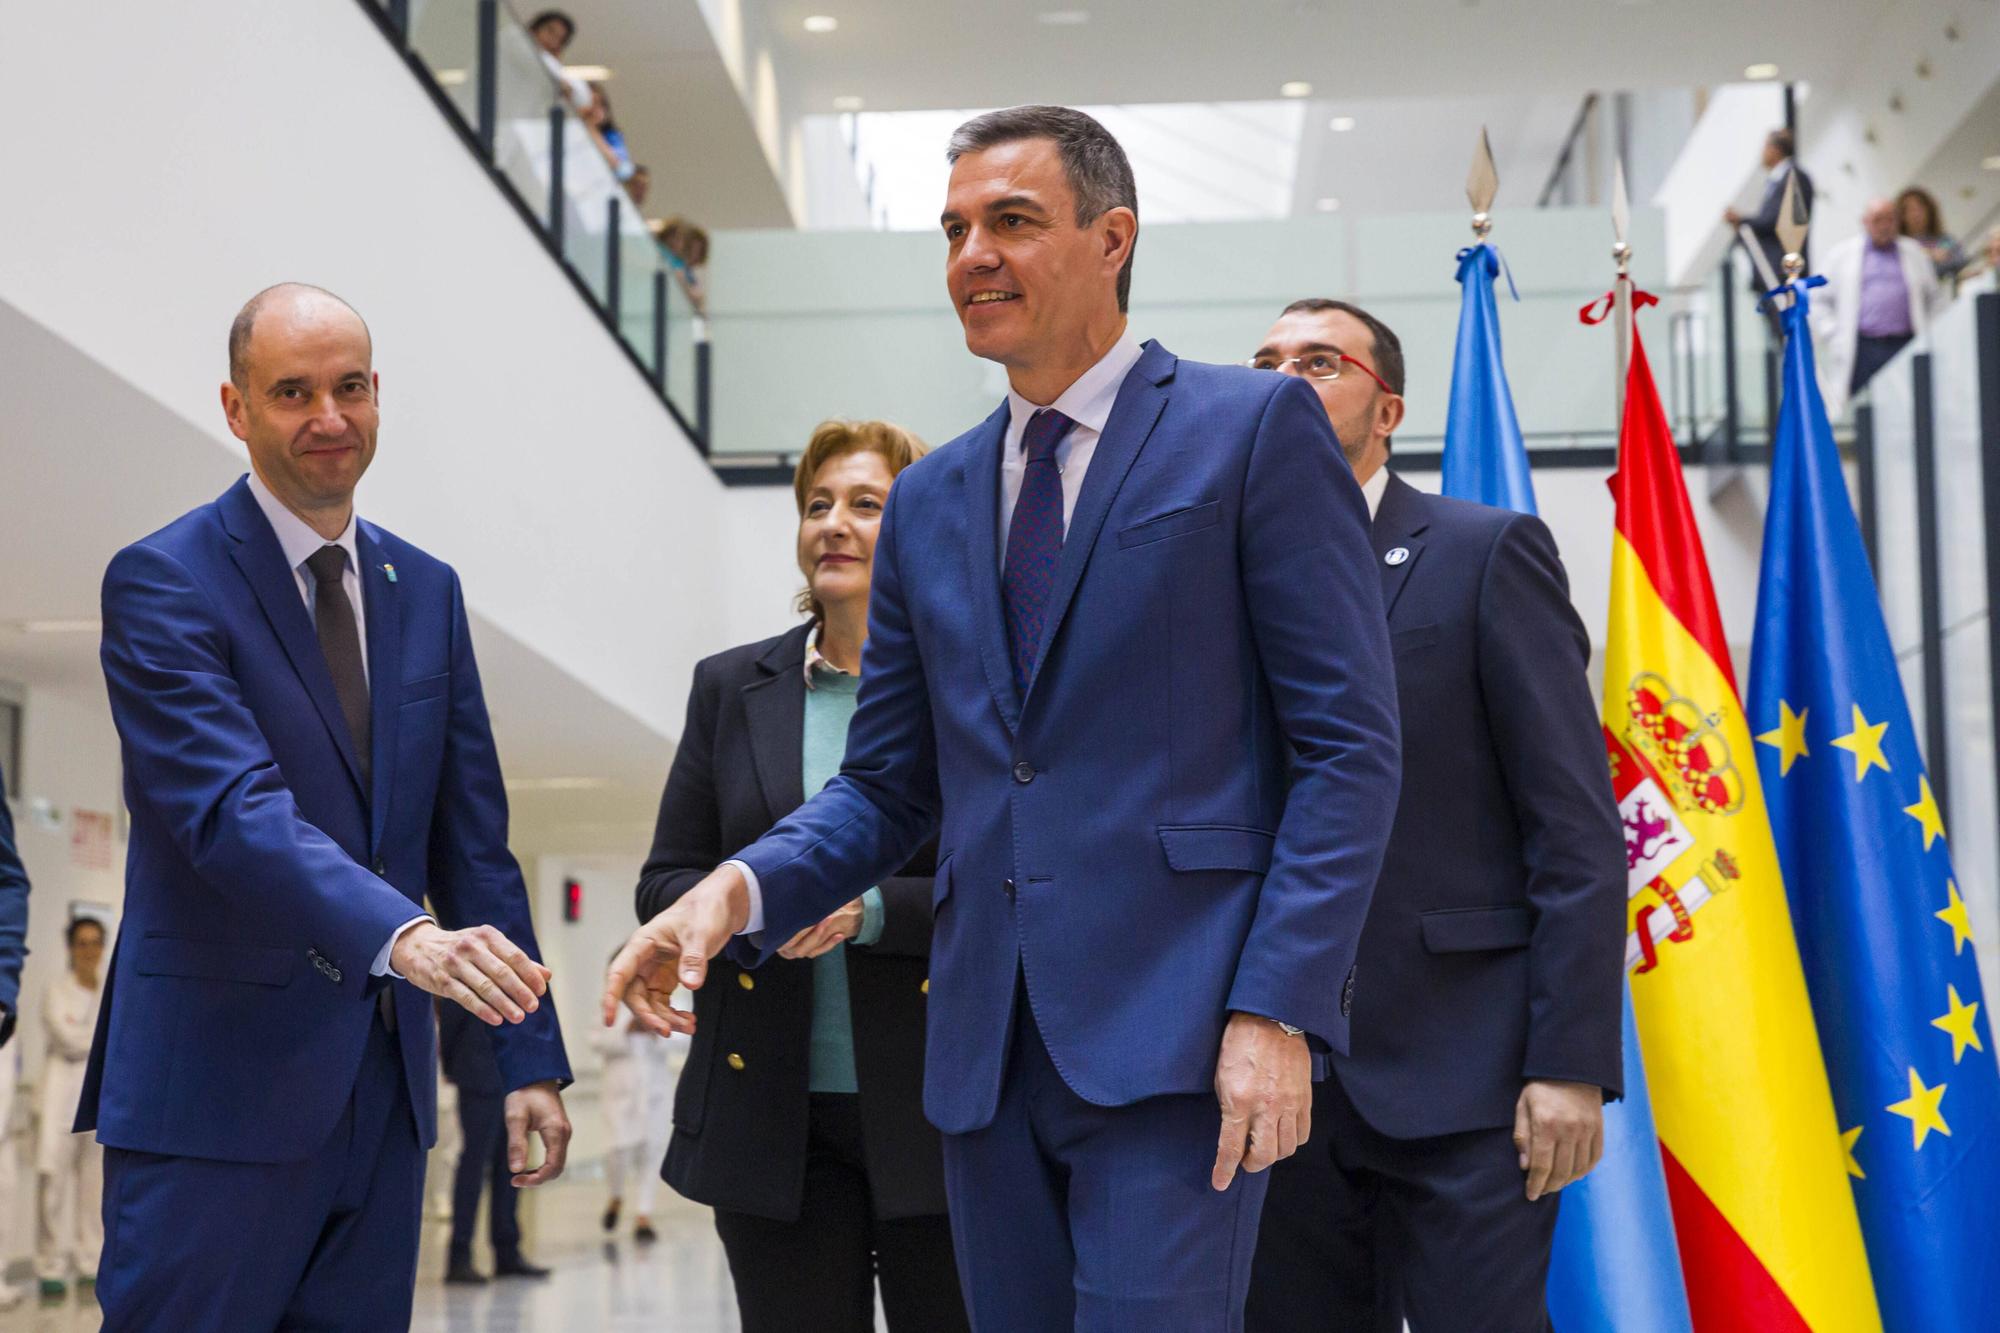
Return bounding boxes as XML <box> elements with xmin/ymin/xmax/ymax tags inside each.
<box><xmin>228</xmin><ymin>282</ymin><xmax>371</xmax><ymax>387</ymax></box>
<box><xmin>946</xmin><ymin>105</ymin><xmax>1139</xmax><ymax>313</ymax></box>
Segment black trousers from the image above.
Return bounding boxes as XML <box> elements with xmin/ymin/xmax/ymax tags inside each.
<box><xmin>713</xmin><ymin>1093</ymin><xmax>968</xmax><ymax>1333</ymax></box>
<box><xmin>1245</xmin><ymin>1072</ymin><xmax>1560</xmax><ymax>1333</ymax></box>
<box><xmin>1851</xmin><ymin>332</ymin><xmax>1914</xmax><ymax>396</ymax></box>
<box><xmin>447</xmin><ymin>1086</ymin><xmax>520</xmax><ymax>1265</ymax></box>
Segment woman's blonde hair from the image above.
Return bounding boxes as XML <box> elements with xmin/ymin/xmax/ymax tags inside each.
<box><xmin>792</xmin><ymin>419</ymin><xmax>928</xmax><ymax>620</ymax></box>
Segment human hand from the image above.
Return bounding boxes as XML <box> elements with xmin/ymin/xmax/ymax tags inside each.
<box><xmin>778</xmin><ymin>899</ymin><xmax>864</xmax><ymax>960</ymax></box>
<box><xmin>1723</xmin><ymin>206</ymin><xmax>1744</xmax><ymax>226</ymax></box>
<box><xmin>1211</xmin><ymin>1012</ymin><xmax>1312</xmax><ymax>1191</ymax></box>
<box><xmin>1514</xmin><ymin>1079</ymin><xmax>1605</xmax><ymax>1201</ymax></box>
<box><xmin>504</xmin><ymin>1081</ymin><xmax>571</xmax><ymax>1187</ymax></box>
<box><xmin>391</xmin><ymin>922</ymin><xmax>549</xmax><ymax>1026</ymax></box>
<box><xmin>602</xmin><ymin>865</ymin><xmax>751</xmax><ymax>1037</ymax></box>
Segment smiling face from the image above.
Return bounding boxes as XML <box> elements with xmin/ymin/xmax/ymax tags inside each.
<box><xmin>221</xmin><ymin>288</ymin><xmax>378</xmax><ymax>519</ymax></box>
<box><xmin>797</xmin><ymin>448</ymin><xmax>895</xmax><ymax>618</ymax></box>
<box><xmin>941</xmin><ymin>137</ymin><xmax>1135</xmax><ymax>376</ymax></box>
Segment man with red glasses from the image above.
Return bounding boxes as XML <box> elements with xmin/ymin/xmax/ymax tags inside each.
<box><xmin>1243</xmin><ymin>299</ymin><xmax>1626</xmax><ymax>1332</ymax></box>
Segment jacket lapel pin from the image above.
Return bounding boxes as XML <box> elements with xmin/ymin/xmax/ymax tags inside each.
<box><xmin>1385</xmin><ymin>547</ymin><xmax>1410</xmax><ymax>566</ymax></box>
<box><xmin>382</xmin><ymin>563</ymin><xmax>397</xmax><ymax>583</ymax></box>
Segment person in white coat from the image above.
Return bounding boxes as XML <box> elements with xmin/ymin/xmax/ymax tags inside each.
<box><xmin>592</xmin><ymin>994</ymin><xmax>674</xmax><ymax>1244</ymax></box>
<box><xmin>1813</xmin><ymin>196</ymin><xmax>1947</xmax><ymax>416</ymax></box>
<box><xmin>36</xmin><ymin>917</ymin><xmax>104</xmax><ymax>1297</ymax></box>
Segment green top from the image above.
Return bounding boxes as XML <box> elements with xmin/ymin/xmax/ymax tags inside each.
<box><xmin>802</xmin><ymin>664</ymin><xmax>884</xmax><ymax>1094</ymax></box>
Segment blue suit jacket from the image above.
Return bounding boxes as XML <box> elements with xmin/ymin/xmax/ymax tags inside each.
<box><xmin>1333</xmin><ymin>474</ymin><xmax>1625</xmax><ymax>1139</ymax></box>
<box><xmin>79</xmin><ymin>477</ymin><xmax>569</xmax><ymax>1162</ymax></box>
<box><xmin>0</xmin><ymin>758</ymin><xmax>27</xmax><ymax>1048</ymax></box>
<box><xmin>736</xmin><ymin>342</ymin><xmax>1403</xmax><ymax>1135</ymax></box>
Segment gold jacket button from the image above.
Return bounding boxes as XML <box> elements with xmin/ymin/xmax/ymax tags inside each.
<box><xmin>737</xmin><ymin>973</ymin><xmax>755</xmax><ymax>991</ymax></box>
<box><xmin>920</xmin><ymin>979</ymin><xmax>930</xmax><ymax>995</ymax></box>
<box><xmin>727</xmin><ymin>1053</ymin><xmax>746</xmax><ymax>1071</ymax></box>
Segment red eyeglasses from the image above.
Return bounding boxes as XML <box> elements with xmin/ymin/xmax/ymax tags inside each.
<box><xmin>1244</xmin><ymin>352</ymin><xmax>1395</xmax><ymax>395</ymax></box>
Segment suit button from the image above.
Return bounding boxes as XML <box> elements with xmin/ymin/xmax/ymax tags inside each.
<box><xmin>1003</xmin><ymin>878</ymin><xmax>1016</xmax><ymax>899</ymax></box>
<box><xmin>921</xmin><ymin>979</ymin><xmax>930</xmax><ymax>995</ymax></box>
<box><xmin>737</xmin><ymin>973</ymin><xmax>755</xmax><ymax>991</ymax></box>
<box><xmin>371</xmin><ymin>858</ymin><xmax>387</xmax><ymax>876</ymax></box>
<box><xmin>727</xmin><ymin>1053</ymin><xmax>746</xmax><ymax>1071</ymax></box>
<box><xmin>1012</xmin><ymin>761</ymin><xmax>1036</xmax><ymax>784</ymax></box>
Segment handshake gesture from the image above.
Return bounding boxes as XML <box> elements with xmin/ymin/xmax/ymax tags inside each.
<box><xmin>601</xmin><ymin>864</ymin><xmax>755</xmax><ymax>1036</ymax></box>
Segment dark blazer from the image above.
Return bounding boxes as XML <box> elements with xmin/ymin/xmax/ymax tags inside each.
<box><xmin>1331</xmin><ymin>474</ymin><xmax>1626</xmax><ymax>1140</ymax></box>
<box><xmin>0</xmin><ymin>757</ymin><xmax>26</xmax><ymax>1049</ymax></box>
<box><xmin>1745</xmin><ymin>161</ymin><xmax>1815</xmax><ymax>284</ymax></box>
<box><xmin>438</xmin><ymin>999</ymin><xmax>505</xmax><ymax>1097</ymax></box>
<box><xmin>731</xmin><ymin>343</ymin><xmax>1401</xmax><ymax>1136</ymax></box>
<box><xmin>80</xmin><ymin>477</ymin><xmax>569</xmax><ymax>1163</ymax></box>
<box><xmin>637</xmin><ymin>622</ymin><xmax>944</xmax><ymax>1222</ymax></box>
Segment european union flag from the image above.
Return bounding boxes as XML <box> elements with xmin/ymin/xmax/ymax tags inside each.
<box><xmin>1749</xmin><ymin>280</ymin><xmax>2000</xmax><ymax>1329</ymax></box>
<box><xmin>1441</xmin><ymin>243</ymin><xmax>1537</xmax><ymax>514</ymax></box>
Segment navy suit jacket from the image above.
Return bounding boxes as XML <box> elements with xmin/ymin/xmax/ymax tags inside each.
<box><xmin>0</xmin><ymin>757</ymin><xmax>26</xmax><ymax>1048</ymax></box>
<box><xmin>1333</xmin><ymin>474</ymin><xmax>1625</xmax><ymax>1139</ymax></box>
<box><xmin>735</xmin><ymin>342</ymin><xmax>1403</xmax><ymax>1135</ymax></box>
<box><xmin>79</xmin><ymin>477</ymin><xmax>569</xmax><ymax>1162</ymax></box>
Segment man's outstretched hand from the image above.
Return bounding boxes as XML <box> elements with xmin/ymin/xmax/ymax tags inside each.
<box><xmin>504</xmin><ymin>1081</ymin><xmax>571</xmax><ymax>1187</ymax></box>
<box><xmin>391</xmin><ymin>922</ymin><xmax>549</xmax><ymax>1026</ymax></box>
<box><xmin>603</xmin><ymin>865</ymin><xmax>752</xmax><ymax>1037</ymax></box>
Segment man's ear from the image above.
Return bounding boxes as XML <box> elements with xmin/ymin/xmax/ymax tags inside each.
<box><xmin>1376</xmin><ymin>394</ymin><xmax>1407</xmax><ymax>440</ymax></box>
<box><xmin>220</xmin><ymin>381</ymin><xmax>250</xmax><ymax>443</ymax></box>
<box><xmin>1100</xmin><ymin>206</ymin><xmax>1137</xmax><ymax>272</ymax></box>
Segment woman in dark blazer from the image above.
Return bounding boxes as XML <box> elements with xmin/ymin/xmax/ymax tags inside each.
<box><xmin>635</xmin><ymin>420</ymin><xmax>967</xmax><ymax>1333</ymax></box>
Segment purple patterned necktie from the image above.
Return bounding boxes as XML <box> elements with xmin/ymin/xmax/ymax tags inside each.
<box><xmin>1002</xmin><ymin>408</ymin><xmax>1075</xmax><ymax>696</ymax></box>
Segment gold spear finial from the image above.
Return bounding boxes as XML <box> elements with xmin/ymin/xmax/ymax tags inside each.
<box><xmin>1776</xmin><ymin>168</ymin><xmax>1810</xmax><ymax>280</ymax></box>
<box><xmin>1467</xmin><ymin>126</ymin><xmax>1498</xmax><ymax>241</ymax></box>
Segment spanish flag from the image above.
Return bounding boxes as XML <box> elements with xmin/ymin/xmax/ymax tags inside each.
<box><xmin>1598</xmin><ymin>291</ymin><xmax>1879</xmax><ymax>1330</ymax></box>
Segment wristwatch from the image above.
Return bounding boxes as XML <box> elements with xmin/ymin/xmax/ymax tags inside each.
<box><xmin>1274</xmin><ymin>1020</ymin><xmax>1305</xmax><ymax>1039</ymax></box>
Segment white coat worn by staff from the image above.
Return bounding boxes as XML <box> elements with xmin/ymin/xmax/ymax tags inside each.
<box><xmin>592</xmin><ymin>1004</ymin><xmax>673</xmax><ymax>1243</ymax></box>
<box><xmin>37</xmin><ymin>917</ymin><xmax>104</xmax><ymax>1297</ymax></box>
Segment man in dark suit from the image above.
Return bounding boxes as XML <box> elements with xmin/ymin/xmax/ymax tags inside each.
<box><xmin>439</xmin><ymin>1002</ymin><xmax>552</xmax><ymax>1283</ymax></box>
<box><xmin>609</xmin><ymin>107</ymin><xmax>1401</xmax><ymax>1329</ymax></box>
<box><xmin>1243</xmin><ymin>300</ymin><xmax>1626</xmax><ymax>1332</ymax></box>
<box><xmin>84</xmin><ymin>283</ymin><xmax>572</xmax><ymax>1328</ymax></box>
<box><xmin>1725</xmin><ymin>129</ymin><xmax>1814</xmax><ymax>337</ymax></box>
<box><xmin>0</xmin><ymin>756</ymin><xmax>26</xmax><ymax>1051</ymax></box>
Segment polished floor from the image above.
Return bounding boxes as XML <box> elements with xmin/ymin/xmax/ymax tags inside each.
<box><xmin>0</xmin><ymin>1164</ymin><xmax>815</xmax><ymax>1333</ymax></box>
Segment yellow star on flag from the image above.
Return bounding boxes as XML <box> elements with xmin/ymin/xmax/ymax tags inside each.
<box><xmin>1932</xmin><ymin>985</ymin><xmax>1983</xmax><ymax>1063</ymax></box>
<box><xmin>1840</xmin><ymin>1126</ymin><xmax>1865</xmax><ymax>1179</ymax></box>
<box><xmin>1830</xmin><ymin>704</ymin><xmax>1891</xmax><ymax>781</ymax></box>
<box><xmin>1886</xmin><ymin>1067</ymin><xmax>1951</xmax><ymax>1149</ymax></box>
<box><xmin>1905</xmin><ymin>776</ymin><xmax>1946</xmax><ymax>850</ymax></box>
<box><xmin>1936</xmin><ymin>881</ymin><xmax>1975</xmax><ymax>955</ymax></box>
<box><xmin>1757</xmin><ymin>700</ymin><xmax>1811</xmax><ymax>776</ymax></box>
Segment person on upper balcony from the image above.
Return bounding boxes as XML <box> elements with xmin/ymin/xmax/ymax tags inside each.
<box><xmin>1725</xmin><ymin>128</ymin><xmax>1815</xmax><ymax>305</ymax></box>
<box><xmin>1813</xmin><ymin>196</ymin><xmax>1947</xmax><ymax>414</ymax></box>
<box><xmin>527</xmin><ymin>9</ymin><xmax>591</xmax><ymax>108</ymax></box>
<box><xmin>1896</xmin><ymin>187</ymin><xmax>1968</xmax><ymax>287</ymax></box>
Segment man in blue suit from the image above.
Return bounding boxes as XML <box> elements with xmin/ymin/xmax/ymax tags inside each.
<box><xmin>85</xmin><ymin>284</ymin><xmax>572</xmax><ymax>1329</ymax></box>
<box><xmin>608</xmin><ymin>108</ymin><xmax>1401</xmax><ymax>1329</ymax></box>
<box><xmin>0</xmin><ymin>756</ymin><xmax>26</xmax><ymax>1052</ymax></box>
<box><xmin>1242</xmin><ymin>301</ymin><xmax>1626</xmax><ymax>1332</ymax></box>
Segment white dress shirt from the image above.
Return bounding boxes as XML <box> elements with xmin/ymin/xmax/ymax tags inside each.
<box><xmin>727</xmin><ymin>333</ymin><xmax>1149</xmax><ymax>935</ymax></box>
<box><xmin>246</xmin><ymin>471</ymin><xmax>427</xmax><ymax>975</ymax></box>
<box><xmin>1360</xmin><ymin>465</ymin><xmax>1389</xmax><ymax>521</ymax></box>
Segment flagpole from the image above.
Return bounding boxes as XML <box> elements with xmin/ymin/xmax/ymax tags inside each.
<box><xmin>1611</xmin><ymin>159</ymin><xmax>1633</xmax><ymax>422</ymax></box>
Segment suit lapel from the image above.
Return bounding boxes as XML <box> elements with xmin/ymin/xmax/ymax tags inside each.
<box><xmin>218</xmin><ymin>480</ymin><xmax>367</xmax><ymax>801</ymax></box>
<box><xmin>960</xmin><ymin>401</ymin><xmax>1022</xmax><ymax>733</ymax></box>
<box><xmin>743</xmin><ymin>628</ymin><xmax>809</xmax><ymax>824</ymax></box>
<box><xmin>1370</xmin><ymin>473</ymin><xmax>1432</xmax><ymax>620</ymax></box>
<box><xmin>358</xmin><ymin>525</ymin><xmax>400</xmax><ymax>850</ymax></box>
<box><xmin>1022</xmin><ymin>343</ymin><xmax>1172</xmax><ymax>705</ymax></box>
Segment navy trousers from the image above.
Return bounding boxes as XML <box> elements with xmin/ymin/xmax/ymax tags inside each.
<box><xmin>97</xmin><ymin>1016</ymin><xmax>424</xmax><ymax>1331</ymax></box>
<box><xmin>447</xmin><ymin>1085</ymin><xmax>521</xmax><ymax>1264</ymax></box>
<box><xmin>942</xmin><ymin>991</ymin><xmax>1270</xmax><ymax>1331</ymax></box>
<box><xmin>1244</xmin><ymin>1071</ymin><xmax>1559</xmax><ymax>1333</ymax></box>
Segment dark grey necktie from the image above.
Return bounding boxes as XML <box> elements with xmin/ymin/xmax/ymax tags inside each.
<box><xmin>306</xmin><ymin>546</ymin><xmax>370</xmax><ymax>787</ymax></box>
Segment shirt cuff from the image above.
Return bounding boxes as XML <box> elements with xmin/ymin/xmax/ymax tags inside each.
<box><xmin>724</xmin><ymin>860</ymin><xmax>765</xmax><ymax>935</ymax></box>
<box><xmin>373</xmin><ymin>915</ymin><xmax>434</xmax><ymax>978</ymax></box>
<box><xmin>857</xmin><ymin>887</ymin><xmax>885</xmax><ymax>947</ymax></box>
